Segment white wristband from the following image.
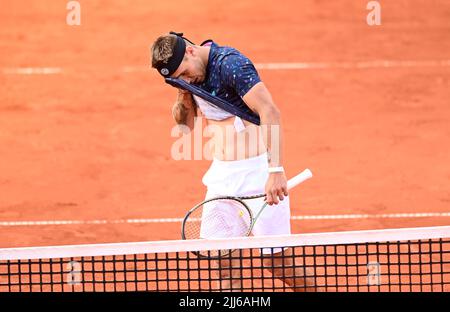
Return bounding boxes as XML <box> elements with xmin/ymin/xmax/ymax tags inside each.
<box><xmin>268</xmin><ymin>166</ymin><xmax>284</xmax><ymax>173</ymax></box>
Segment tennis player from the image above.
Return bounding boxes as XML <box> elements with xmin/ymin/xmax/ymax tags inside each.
<box><xmin>151</xmin><ymin>32</ymin><xmax>315</xmax><ymax>291</ymax></box>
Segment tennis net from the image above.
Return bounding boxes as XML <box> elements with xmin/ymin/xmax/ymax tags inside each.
<box><xmin>0</xmin><ymin>226</ymin><xmax>449</xmax><ymax>292</ymax></box>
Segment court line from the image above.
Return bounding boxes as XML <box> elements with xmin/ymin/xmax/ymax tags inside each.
<box><xmin>1</xmin><ymin>67</ymin><xmax>62</xmax><ymax>75</ymax></box>
<box><xmin>2</xmin><ymin>59</ymin><xmax>450</xmax><ymax>75</ymax></box>
<box><xmin>0</xmin><ymin>212</ymin><xmax>449</xmax><ymax>227</ymax></box>
<box><xmin>256</xmin><ymin>59</ymin><xmax>450</xmax><ymax>70</ymax></box>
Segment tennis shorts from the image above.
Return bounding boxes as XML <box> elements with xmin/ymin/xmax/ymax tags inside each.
<box><xmin>200</xmin><ymin>152</ymin><xmax>291</xmax><ymax>252</ymax></box>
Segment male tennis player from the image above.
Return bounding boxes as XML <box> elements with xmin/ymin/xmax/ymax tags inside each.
<box><xmin>151</xmin><ymin>32</ymin><xmax>314</xmax><ymax>291</ymax></box>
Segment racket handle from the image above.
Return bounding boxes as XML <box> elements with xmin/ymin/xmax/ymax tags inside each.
<box><xmin>287</xmin><ymin>169</ymin><xmax>313</xmax><ymax>190</ymax></box>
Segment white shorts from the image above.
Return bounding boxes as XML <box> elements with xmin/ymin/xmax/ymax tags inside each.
<box><xmin>200</xmin><ymin>153</ymin><xmax>291</xmax><ymax>253</ymax></box>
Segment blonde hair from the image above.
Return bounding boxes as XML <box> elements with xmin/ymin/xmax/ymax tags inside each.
<box><xmin>151</xmin><ymin>34</ymin><xmax>192</xmax><ymax>69</ymax></box>
<box><xmin>151</xmin><ymin>34</ymin><xmax>178</xmax><ymax>69</ymax></box>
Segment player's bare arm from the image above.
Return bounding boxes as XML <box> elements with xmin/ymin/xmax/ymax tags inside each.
<box><xmin>172</xmin><ymin>90</ymin><xmax>197</xmax><ymax>131</ymax></box>
<box><xmin>242</xmin><ymin>81</ymin><xmax>288</xmax><ymax>205</ymax></box>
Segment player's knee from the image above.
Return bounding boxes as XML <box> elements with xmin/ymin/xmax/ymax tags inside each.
<box><xmin>219</xmin><ymin>267</ymin><xmax>231</xmax><ymax>279</ymax></box>
<box><xmin>218</xmin><ymin>266</ymin><xmax>241</xmax><ymax>280</ymax></box>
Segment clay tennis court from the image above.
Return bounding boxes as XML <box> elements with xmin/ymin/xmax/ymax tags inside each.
<box><xmin>0</xmin><ymin>0</ymin><xmax>449</xmax><ymax>253</ymax></box>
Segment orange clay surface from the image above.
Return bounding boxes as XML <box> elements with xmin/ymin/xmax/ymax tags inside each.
<box><xmin>0</xmin><ymin>0</ymin><xmax>449</xmax><ymax>247</ymax></box>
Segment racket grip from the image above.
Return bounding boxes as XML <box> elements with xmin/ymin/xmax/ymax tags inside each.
<box><xmin>287</xmin><ymin>169</ymin><xmax>313</xmax><ymax>190</ymax></box>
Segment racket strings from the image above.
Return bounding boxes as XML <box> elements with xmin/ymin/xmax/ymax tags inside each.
<box><xmin>182</xmin><ymin>198</ymin><xmax>253</xmax><ymax>257</ymax></box>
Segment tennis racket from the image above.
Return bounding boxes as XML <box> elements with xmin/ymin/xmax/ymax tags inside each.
<box><xmin>181</xmin><ymin>169</ymin><xmax>313</xmax><ymax>257</ymax></box>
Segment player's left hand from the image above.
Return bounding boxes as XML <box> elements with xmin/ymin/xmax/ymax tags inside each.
<box><xmin>265</xmin><ymin>172</ymin><xmax>288</xmax><ymax>205</ymax></box>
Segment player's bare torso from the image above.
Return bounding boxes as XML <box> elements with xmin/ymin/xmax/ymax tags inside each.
<box><xmin>204</xmin><ymin>116</ymin><xmax>266</xmax><ymax>161</ymax></box>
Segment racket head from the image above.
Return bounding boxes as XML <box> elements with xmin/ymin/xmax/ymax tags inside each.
<box><xmin>181</xmin><ymin>196</ymin><xmax>253</xmax><ymax>258</ymax></box>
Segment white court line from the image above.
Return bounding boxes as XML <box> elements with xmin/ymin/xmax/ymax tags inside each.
<box><xmin>292</xmin><ymin>212</ymin><xmax>450</xmax><ymax>220</ymax></box>
<box><xmin>1</xmin><ymin>67</ymin><xmax>62</xmax><ymax>75</ymax></box>
<box><xmin>2</xmin><ymin>59</ymin><xmax>450</xmax><ymax>75</ymax></box>
<box><xmin>1</xmin><ymin>212</ymin><xmax>449</xmax><ymax>227</ymax></box>
<box><xmin>255</xmin><ymin>59</ymin><xmax>450</xmax><ymax>70</ymax></box>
